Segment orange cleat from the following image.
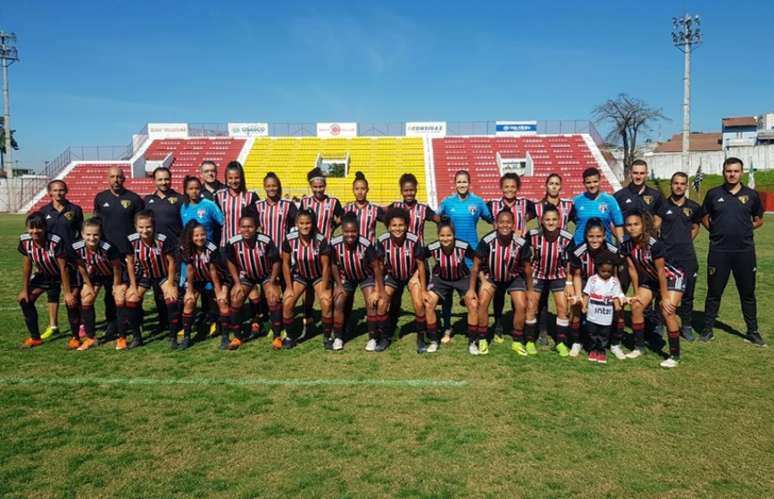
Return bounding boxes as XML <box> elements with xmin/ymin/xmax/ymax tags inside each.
<box><xmin>77</xmin><ymin>338</ymin><xmax>96</xmax><ymax>351</ymax></box>
<box><xmin>67</xmin><ymin>337</ymin><xmax>81</xmax><ymax>350</ymax></box>
<box><xmin>228</xmin><ymin>337</ymin><xmax>242</xmax><ymax>350</ymax></box>
<box><xmin>21</xmin><ymin>337</ymin><xmax>43</xmax><ymax>348</ymax></box>
<box><xmin>271</xmin><ymin>337</ymin><xmax>283</xmax><ymax>350</ymax></box>
<box><xmin>115</xmin><ymin>337</ymin><xmax>128</xmax><ymax>351</ymax></box>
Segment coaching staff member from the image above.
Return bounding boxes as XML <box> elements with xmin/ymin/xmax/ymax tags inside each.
<box><xmin>144</xmin><ymin>167</ymin><xmax>182</xmax><ymax>245</ymax></box>
<box><xmin>701</xmin><ymin>157</ymin><xmax>765</xmax><ymax>346</ymax></box>
<box><xmin>614</xmin><ymin>159</ymin><xmax>663</xmax><ymax>218</ymax></box>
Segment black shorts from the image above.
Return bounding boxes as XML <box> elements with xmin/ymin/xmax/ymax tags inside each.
<box><xmin>531</xmin><ymin>278</ymin><xmax>567</xmax><ymax>293</ymax></box>
<box><xmin>639</xmin><ymin>267</ymin><xmax>686</xmax><ymax>293</ymax></box>
<box><xmin>341</xmin><ymin>275</ymin><xmax>375</xmax><ymax>293</ymax></box>
<box><xmin>90</xmin><ymin>269</ymin><xmax>129</xmax><ymax>288</ymax></box>
<box><xmin>292</xmin><ymin>273</ymin><xmax>322</xmax><ymax>288</ymax></box>
<box><xmin>238</xmin><ymin>275</ymin><xmax>272</xmax><ymax>289</ymax></box>
<box><xmin>29</xmin><ymin>273</ymin><xmax>62</xmax><ymax>303</ymax></box>
<box><xmin>482</xmin><ymin>274</ymin><xmax>527</xmax><ymax>293</ymax></box>
<box><xmin>137</xmin><ymin>275</ymin><xmax>168</xmax><ymax>289</ymax></box>
<box><xmin>385</xmin><ymin>275</ymin><xmax>410</xmax><ymax>290</ymax></box>
<box><xmin>429</xmin><ymin>276</ymin><xmax>469</xmax><ymax>301</ymax></box>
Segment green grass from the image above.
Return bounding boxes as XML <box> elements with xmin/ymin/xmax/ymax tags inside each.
<box><xmin>648</xmin><ymin>170</ymin><xmax>774</xmax><ymax>201</ymax></box>
<box><xmin>1</xmin><ymin>213</ymin><xmax>774</xmax><ymax>498</ymax></box>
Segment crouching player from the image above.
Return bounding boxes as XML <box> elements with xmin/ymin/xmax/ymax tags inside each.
<box><xmin>124</xmin><ymin>210</ymin><xmax>179</xmax><ymax>350</ymax></box>
<box><xmin>224</xmin><ymin>214</ymin><xmax>282</xmax><ymax>350</ymax></box>
<box><xmin>17</xmin><ymin>212</ymin><xmax>81</xmax><ymax>348</ymax></box>
<box><xmin>330</xmin><ymin>213</ymin><xmax>385</xmax><ymax>351</ymax></box>
<box><xmin>71</xmin><ymin>217</ymin><xmax>125</xmax><ymax>350</ymax></box>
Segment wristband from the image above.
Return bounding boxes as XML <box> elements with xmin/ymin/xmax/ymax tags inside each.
<box><xmin>565</xmin><ymin>281</ymin><xmax>573</xmax><ymax>285</ymax></box>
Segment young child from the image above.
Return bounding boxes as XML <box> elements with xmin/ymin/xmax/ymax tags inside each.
<box><xmin>581</xmin><ymin>252</ymin><xmax>627</xmax><ymax>364</ymax></box>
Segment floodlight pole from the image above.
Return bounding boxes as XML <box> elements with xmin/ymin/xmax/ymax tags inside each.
<box><xmin>0</xmin><ymin>31</ymin><xmax>19</xmax><ymax>179</ymax></box>
<box><xmin>672</xmin><ymin>15</ymin><xmax>702</xmax><ymax>173</ymax></box>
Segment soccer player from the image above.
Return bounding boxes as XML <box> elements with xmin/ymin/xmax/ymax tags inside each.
<box><xmin>487</xmin><ymin>173</ymin><xmax>534</xmax><ymax>236</ymax></box>
<box><xmin>653</xmin><ymin>172</ymin><xmax>703</xmax><ymax>341</ymax></box>
<box><xmin>180</xmin><ymin>176</ymin><xmax>225</xmax><ymax>242</ymax></box>
<box><xmin>377</xmin><ymin>207</ymin><xmax>428</xmax><ymax>352</ymax></box>
<box><xmin>224</xmin><ymin>215</ymin><xmax>282</xmax><ymax>350</ymax></box>
<box><xmin>572</xmin><ymin>167</ymin><xmax>624</xmax><ymax>245</ymax></box>
<box><xmin>180</xmin><ymin>221</ymin><xmax>230</xmax><ymax>350</ymax></box>
<box><xmin>330</xmin><ymin>213</ymin><xmax>385</xmax><ymax>351</ymax></box>
<box><xmin>614</xmin><ymin>159</ymin><xmax>663</xmax><ymax>219</ymax></box>
<box><xmin>17</xmin><ymin>212</ymin><xmax>81</xmax><ymax>349</ymax></box>
<box><xmin>581</xmin><ymin>253</ymin><xmax>627</xmax><ymax>364</ymax></box>
<box><xmin>422</xmin><ymin>220</ymin><xmax>478</xmax><ymax>354</ymax></box>
<box><xmin>525</xmin><ymin>205</ymin><xmax>574</xmax><ymax>356</ymax></box>
<box><xmin>215</xmin><ymin>161</ymin><xmax>259</xmax><ymax>247</ymax></box>
<box><xmin>124</xmin><ymin>211</ymin><xmax>179</xmax><ymax>350</ymax></box>
<box><xmin>344</xmin><ymin>171</ymin><xmax>384</xmax><ymax>243</ymax></box>
<box><xmin>534</xmin><ymin>173</ymin><xmax>574</xmax><ymax>230</ymax></box>
<box><xmin>281</xmin><ymin>209</ymin><xmax>333</xmax><ymax>349</ymax></box>
<box><xmin>38</xmin><ymin>180</ymin><xmax>84</xmax><ymax>339</ymax></box>
<box><xmin>390</xmin><ymin>173</ymin><xmax>439</xmax><ymax>244</ymax></box>
<box><xmin>71</xmin><ymin>218</ymin><xmax>125</xmax><ymax>351</ymax></box>
<box><xmin>302</xmin><ymin>167</ymin><xmax>343</xmax><ymax>240</ymax></box>
<box><xmin>474</xmin><ymin>209</ymin><xmax>532</xmax><ymax>356</ymax></box>
<box><xmin>199</xmin><ymin>160</ymin><xmax>226</xmax><ymax>201</ymax></box>
<box><xmin>621</xmin><ymin>211</ymin><xmax>685</xmax><ymax>368</ymax></box>
<box><xmin>256</xmin><ymin>172</ymin><xmax>298</xmax><ymax>249</ymax></box>
<box><xmin>701</xmin><ymin>157</ymin><xmax>765</xmax><ymax>346</ymax></box>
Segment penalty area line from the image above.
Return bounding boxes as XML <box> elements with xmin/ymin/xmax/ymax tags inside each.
<box><xmin>0</xmin><ymin>376</ymin><xmax>467</xmax><ymax>388</ymax></box>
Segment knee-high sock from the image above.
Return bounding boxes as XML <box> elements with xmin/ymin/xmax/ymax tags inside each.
<box><xmin>219</xmin><ymin>314</ymin><xmax>231</xmax><ymax>339</ymax></box>
<box><xmin>375</xmin><ymin>314</ymin><xmax>388</xmax><ymax>340</ymax></box>
<box><xmin>632</xmin><ymin>322</ymin><xmax>645</xmax><ymax>348</ymax></box>
<box><xmin>333</xmin><ymin>319</ymin><xmax>344</xmax><ymax>340</ymax></box>
<box><xmin>182</xmin><ymin>312</ymin><xmax>194</xmax><ymax>338</ymax></box>
<box><xmin>556</xmin><ymin>318</ymin><xmax>569</xmax><ymax>345</ymax></box>
<box><xmin>20</xmin><ymin>300</ymin><xmax>40</xmax><ymax>340</ymax></box>
<box><xmin>229</xmin><ymin>307</ymin><xmax>242</xmax><ymax>339</ymax></box>
<box><xmin>512</xmin><ymin>328</ymin><xmax>524</xmax><ymax>344</ymax></box>
<box><xmin>66</xmin><ymin>305</ymin><xmax>81</xmax><ymax>339</ymax></box>
<box><xmin>525</xmin><ymin>319</ymin><xmax>537</xmax><ymax>342</ymax></box>
<box><xmin>611</xmin><ymin>313</ymin><xmax>625</xmax><ymax>345</ymax></box>
<box><xmin>81</xmin><ymin>305</ymin><xmax>96</xmax><ymax>339</ymax></box>
<box><xmin>569</xmin><ymin>318</ymin><xmax>582</xmax><ymax>344</ymax></box>
<box><xmin>667</xmin><ymin>329</ymin><xmax>681</xmax><ymax>358</ymax></box>
<box><xmin>165</xmin><ymin>299</ymin><xmax>181</xmax><ymax>337</ymax></box>
<box><xmin>322</xmin><ymin>316</ymin><xmax>333</xmax><ymax>338</ymax></box>
<box><xmin>415</xmin><ymin>314</ymin><xmax>426</xmax><ymax>342</ymax></box>
<box><xmin>427</xmin><ymin>320</ymin><xmax>438</xmax><ymax>342</ymax></box>
<box><xmin>125</xmin><ymin>301</ymin><xmax>142</xmax><ymax>337</ymax></box>
<box><xmin>366</xmin><ymin>313</ymin><xmax>377</xmax><ymax>340</ymax></box>
<box><xmin>467</xmin><ymin>322</ymin><xmax>478</xmax><ymax>343</ymax></box>
<box><xmin>248</xmin><ymin>298</ymin><xmax>260</xmax><ymax>322</ymax></box>
<box><xmin>283</xmin><ymin>316</ymin><xmax>295</xmax><ymax>340</ymax></box>
<box><xmin>269</xmin><ymin>303</ymin><xmax>282</xmax><ymax>338</ymax></box>
<box><xmin>116</xmin><ymin>305</ymin><xmax>129</xmax><ymax>338</ymax></box>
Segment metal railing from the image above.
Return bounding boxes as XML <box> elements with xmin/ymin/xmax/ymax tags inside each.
<box><xmin>42</xmin><ymin>145</ymin><xmax>132</xmax><ymax>179</ymax></box>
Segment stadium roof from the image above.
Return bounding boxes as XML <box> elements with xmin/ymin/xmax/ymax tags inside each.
<box><xmin>653</xmin><ymin>133</ymin><xmax>722</xmax><ymax>153</ymax></box>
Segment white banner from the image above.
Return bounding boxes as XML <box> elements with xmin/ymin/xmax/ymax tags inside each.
<box><xmin>317</xmin><ymin>122</ymin><xmax>358</xmax><ymax>138</ymax></box>
<box><xmin>405</xmin><ymin>121</ymin><xmax>447</xmax><ymax>137</ymax></box>
<box><xmin>228</xmin><ymin>122</ymin><xmax>269</xmax><ymax>137</ymax></box>
<box><xmin>495</xmin><ymin>121</ymin><xmax>538</xmax><ymax>136</ymax></box>
<box><xmin>147</xmin><ymin>123</ymin><xmax>189</xmax><ymax>139</ymax></box>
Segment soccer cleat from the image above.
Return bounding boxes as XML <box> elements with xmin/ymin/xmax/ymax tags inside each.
<box><xmin>597</xmin><ymin>351</ymin><xmax>608</xmax><ymax>364</ymax></box>
<box><xmin>209</xmin><ymin>322</ymin><xmax>218</xmax><ymax>337</ymax></box>
<box><xmin>511</xmin><ymin>341</ymin><xmax>527</xmax><ymax>356</ymax></box>
<box><xmin>610</xmin><ymin>345</ymin><xmax>627</xmax><ymax>361</ymax></box>
<box><xmin>441</xmin><ymin>329</ymin><xmax>453</xmax><ymax>344</ymax></box>
<box><xmin>700</xmin><ymin>330</ymin><xmax>715</xmax><ymax>342</ymax></box>
<box><xmin>21</xmin><ymin>337</ymin><xmax>43</xmax><ymax>348</ymax></box>
<box><xmin>588</xmin><ymin>351</ymin><xmax>598</xmax><ymax>363</ymax></box>
<box><xmin>681</xmin><ymin>326</ymin><xmax>695</xmax><ymax>342</ymax></box>
<box><xmin>744</xmin><ymin>331</ymin><xmax>767</xmax><ymax>347</ymax></box>
<box><xmin>228</xmin><ymin>338</ymin><xmax>242</xmax><ymax>350</ymax></box>
<box><xmin>104</xmin><ymin>320</ymin><xmax>118</xmax><ymax>341</ymax></box>
<box><xmin>416</xmin><ymin>338</ymin><xmax>427</xmax><ymax>354</ymax></box>
<box><xmin>365</xmin><ymin>338</ymin><xmax>377</xmax><ymax>352</ymax></box>
<box><xmin>40</xmin><ymin>325</ymin><xmax>59</xmax><ymax>340</ymax></box>
<box><xmin>537</xmin><ymin>330</ymin><xmax>549</xmax><ymax>346</ymax></box>
<box><xmin>653</xmin><ymin>324</ymin><xmax>665</xmax><ymax>338</ymax></box>
<box><xmin>78</xmin><ymin>324</ymin><xmax>87</xmax><ymax>339</ymax></box>
<box><xmin>129</xmin><ymin>334</ymin><xmax>144</xmax><ymax>349</ymax></box>
<box><xmin>426</xmin><ymin>341</ymin><xmax>439</xmax><ymax>353</ymax></box>
<box><xmin>468</xmin><ymin>342</ymin><xmax>480</xmax><ymax>355</ymax></box>
<box><xmin>299</xmin><ymin>318</ymin><xmax>312</xmax><ymax>341</ymax></box>
<box><xmin>282</xmin><ymin>337</ymin><xmax>297</xmax><ymax>349</ymax></box>
<box><xmin>660</xmin><ymin>356</ymin><xmax>680</xmax><ymax>368</ymax></box>
<box><xmin>556</xmin><ymin>342</ymin><xmax>569</xmax><ymax>357</ymax></box>
<box><xmin>220</xmin><ymin>335</ymin><xmax>230</xmax><ymax>350</ymax></box>
<box><xmin>77</xmin><ymin>337</ymin><xmax>96</xmax><ymax>351</ymax></box>
<box><xmin>525</xmin><ymin>341</ymin><xmax>538</xmax><ymax>355</ymax></box>
<box><xmin>569</xmin><ymin>343</ymin><xmax>583</xmax><ymax>357</ymax></box>
<box><xmin>169</xmin><ymin>337</ymin><xmax>179</xmax><ymax>350</ymax></box>
<box><xmin>67</xmin><ymin>337</ymin><xmax>81</xmax><ymax>350</ymax></box>
<box><xmin>494</xmin><ymin>323</ymin><xmax>504</xmax><ymax>344</ymax></box>
<box><xmin>115</xmin><ymin>337</ymin><xmax>128</xmax><ymax>351</ymax></box>
<box><xmin>625</xmin><ymin>347</ymin><xmax>645</xmax><ymax>359</ymax></box>
<box><xmin>178</xmin><ymin>337</ymin><xmax>190</xmax><ymax>351</ymax></box>
<box><xmin>324</xmin><ymin>336</ymin><xmax>334</xmax><ymax>351</ymax></box>
<box><xmin>271</xmin><ymin>337</ymin><xmax>284</xmax><ymax>350</ymax></box>
<box><xmin>478</xmin><ymin>338</ymin><xmax>489</xmax><ymax>355</ymax></box>
<box><xmin>374</xmin><ymin>338</ymin><xmax>390</xmax><ymax>352</ymax></box>
<box><xmin>177</xmin><ymin>329</ymin><xmax>184</xmax><ymax>339</ymax></box>
<box><xmin>333</xmin><ymin>338</ymin><xmax>344</xmax><ymax>351</ymax></box>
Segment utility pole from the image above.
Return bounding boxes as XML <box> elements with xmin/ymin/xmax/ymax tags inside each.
<box><xmin>672</xmin><ymin>15</ymin><xmax>702</xmax><ymax>173</ymax></box>
<box><xmin>0</xmin><ymin>31</ymin><xmax>19</xmax><ymax>179</ymax></box>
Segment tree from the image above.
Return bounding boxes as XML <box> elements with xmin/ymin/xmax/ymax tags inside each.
<box><xmin>0</xmin><ymin>124</ymin><xmax>19</xmax><ymax>172</ymax></box>
<box><xmin>592</xmin><ymin>94</ymin><xmax>667</xmax><ymax>178</ymax></box>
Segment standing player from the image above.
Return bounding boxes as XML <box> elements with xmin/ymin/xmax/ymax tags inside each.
<box><xmin>180</xmin><ymin>176</ymin><xmax>224</xmax><ymax>242</ymax></box>
<box><xmin>572</xmin><ymin>167</ymin><xmax>624</xmax><ymax>245</ymax></box>
<box><xmin>533</xmin><ymin>174</ymin><xmax>574</xmax><ymax>230</ymax></box>
<box><xmin>256</xmin><ymin>172</ymin><xmax>297</xmax><ymax>250</ymax></box>
<box><xmin>330</xmin><ymin>213</ymin><xmax>385</xmax><ymax>351</ymax></box>
<box><xmin>487</xmin><ymin>173</ymin><xmax>534</xmax><ymax>236</ymax></box>
<box><xmin>653</xmin><ymin>172</ymin><xmax>703</xmax><ymax>341</ymax></box>
<box><xmin>344</xmin><ymin>171</ymin><xmax>384</xmax><ymax>243</ymax></box>
<box><xmin>390</xmin><ymin>173</ymin><xmax>439</xmax><ymax>244</ymax></box>
<box><xmin>701</xmin><ymin>157</ymin><xmax>765</xmax><ymax>346</ymax></box>
<box><xmin>215</xmin><ymin>161</ymin><xmax>259</xmax><ymax>247</ymax></box>
<box><xmin>621</xmin><ymin>211</ymin><xmax>685</xmax><ymax>367</ymax></box>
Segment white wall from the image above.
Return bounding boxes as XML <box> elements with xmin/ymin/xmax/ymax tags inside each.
<box><xmin>0</xmin><ymin>176</ymin><xmax>49</xmax><ymax>213</ymax></box>
<box><xmin>642</xmin><ymin>143</ymin><xmax>774</xmax><ymax>179</ymax></box>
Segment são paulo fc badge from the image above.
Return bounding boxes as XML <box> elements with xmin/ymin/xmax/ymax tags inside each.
<box><xmin>599</xmin><ymin>203</ymin><xmax>608</xmax><ymax>213</ymax></box>
<box><xmin>197</xmin><ymin>208</ymin><xmax>206</xmax><ymax>218</ymax></box>
<box><xmin>468</xmin><ymin>206</ymin><xmax>478</xmax><ymax>215</ymax></box>
<box><xmin>121</xmin><ymin>200</ymin><xmax>132</xmax><ymax>209</ymax></box>
<box><xmin>683</xmin><ymin>207</ymin><xmax>693</xmax><ymax>218</ymax></box>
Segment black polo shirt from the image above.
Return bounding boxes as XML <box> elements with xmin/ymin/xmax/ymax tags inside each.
<box><xmin>93</xmin><ymin>189</ymin><xmax>145</xmax><ymax>255</ymax></box>
<box><xmin>201</xmin><ymin>180</ymin><xmax>226</xmax><ymax>201</ymax></box>
<box><xmin>144</xmin><ymin>189</ymin><xmax>183</xmax><ymax>244</ymax></box>
<box><xmin>40</xmin><ymin>200</ymin><xmax>84</xmax><ymax>245</ymax></box>
<box><xmin>655</xmin><ymin>196</ymin><xmax>703</xmax><ymax>262</ymax></box>
<box><xmin>614</xmin><ymin>183</ymin><xmax>663</xmax><ymax>218</ymax></box>
<box><xmin>702</xmin><ymin>184</ymin><xmax>764</xmax><ymax>252</ymax></box>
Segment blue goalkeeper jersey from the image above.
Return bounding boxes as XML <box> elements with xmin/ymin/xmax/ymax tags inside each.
<box><xmin>572</xmin><ymin>191</ymin><xmax>623</xmax><ymax>244</ymax></box>
<box><xmin>437</xmin><ymin>193</ymin><xmax>493</xmax><ymax>248</ymax></box>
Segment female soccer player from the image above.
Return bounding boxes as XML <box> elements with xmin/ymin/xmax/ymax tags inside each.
<box><xmin>215</xmin><ymin>161</ymin><xmax>259</xmax><ymax>247</ymax></box>
<box><xmin>71</xmin><ymin>217</ymin><xmax>124</xmax><ymax>351</ymax></box>
<box><xmin>474</xmin><ymin>209</ymin><xmax>533</xmax><ymax>356</ymax></box>
<box><xmin>224</xmin><ymin>214</ymin><xmax>282</xmax><ymax>350</ymax></box>
<box><xmin>525</xmin><ymin>205</ymin><xmax>574</xmax><ymax>356</ymax></box>
<box><xmin>621</xmin><ymin>211</ymin><xmax>685</xmax><ymax>368</ymax></box>
<box><xmin>330</xmin><ymin>213</ymin><xmax>385</xmax><ymax>351</ymax></box>
<box><xmin>17</xmin><ymin>212</ymin><xmax>81</xmax><ymax>349</ymax></box>
<box><xmin>124</xmin><ymin>210</ymin><xmax>179</xmax><ymax>350</ymax></box>
<box><xmin>390</xmin><ymin>173</ymin><xmax>439</xmax><ymax>245</ymax></box>
<box><xmin>422</xmin><ymin>220</ymin><xmax>478</xmax><ymax>353</ymax></box>
<box><xmin>533</xmin><ymin>173</ymin><xmax>575</xmax><ymax>230</ymax></box>
<box><xmin>568</xmin><ymin>218</ymin><xmax>623</xmax><ymax>358</ymax></box>
<box><xmin>344</xmin><ymin>171</ymin><xmax>384</xmax><ymax>243</ymax></box>
<box><xmin>180</xmin><ymin>176</ymin><xmax>224</xmax><ymax>242</ymax></box>
<box><xmin>281</xmin><ymin>209</ymin><xmax>333</xmax><ymax>349</ymax></box>
<box><xmin>255</xmin><ymin>172</ymin><xmax>297</xmax><ymax>250</ymax></box>
<box><xmin>179</xmin><ymin>221</ymin><xmax>229</xmax><ymax>350</ymax></box>
<box><xmin>377</xmin><ymin>207</ymin><xmax>428</xmax><ymax>353</ymax></box>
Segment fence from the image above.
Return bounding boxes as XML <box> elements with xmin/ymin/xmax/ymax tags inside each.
<box><xmin>0</xmin><ymin>176</ymin><xmax>49</xmax><ymax>212</ymax></box>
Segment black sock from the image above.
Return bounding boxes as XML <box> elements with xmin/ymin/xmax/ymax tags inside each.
<box><xmin>126</xmin><ymin>302</ymin><xmax>142</xmax><ymax>338</ymax></box>
<box><xmin>333</xmin><ymin>320</ymin><xmax>344</xmax><ymax>340</ymax></box>
<box><xmin>20</xmin><ymin>299</ymin><xmax>40</xmax><ymax>340</ymax></box>
<box><xmin>81</xmin><ymin>305</ymin><xmax>96</xmax><ymax>339</ymax></box>
<box><xmin>556</xmin><ymin>319</ymin><xmax>569</xmax><ymax>345</ymax></box>
<box><xmin>219</xmin><ymin>314</ymin><xmax>231</xmax><ymax>339</ymax></box>
<box><xmin>166</xmin><ymin>299</ymin><xmax>181</xmax><ymax>337</ymax></box>
<box><xmin>269</xmin><ymin>304</ymin><xmax>282</xmax><ymax>338</ymax></box>
<box><xmin>467</xmin><ymin>323</ymin><xmax>477</xmax><ymax>343</ymax></box>
<box><xmin>366</xmin><ymin>314</ymin><xmax>376</xmax><ymax>340</ymax></box>
<box><xmin>182</xmin><ymin>312</ymin><xmax>194</xmax><ymax>338</ymax></box>
<box><xmin>229</xmin><ymin>307</ymin><xmax>242</xmax><ymax>338</ymax></box>
<box><xmin>632</xmin><ymin>322</ymin><xmax>645</xmax><ymax>348</ymax></box>
<box><xmin>322</xmin><ymin>316</ymin><xmax>333</xmax><ymax>339</ymax></box>
<box><xmin>512</xmin><ymin>329</ymin><xmax>524</xmax><ymax>343</ymax></box>
<box><xmin>66</xmin><ymin>305</ymin><xmax>81</xmax><ymax>339</ymax></box>
<box><xmin>427</xmin><ymin>321</ymin><xmax>438</xmax><ymax>342</ymax></box>
<box><xmin>668</xmin><ymin>330</ymin><xmax>680</xmax><ymax>358</ymax></box>
<box><xmin>116</xmin><ymin>305</ymin><xmax>129</xmax><ymax>338</ymax></box>
<box><xmin>525</xmin><ymin>320</ymin><xmax>537</xmax><ymax>342</ymax></box>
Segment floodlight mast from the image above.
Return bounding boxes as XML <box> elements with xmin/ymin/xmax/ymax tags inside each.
<box><xmin>672</xmin><ymin>15</ymin><xmax>702</xmax><ymax>172</ymax></box>
<box><xmin>0</xmin><ymin>31</ymin><xmax>19</xmax><ymax>178</ymax></box>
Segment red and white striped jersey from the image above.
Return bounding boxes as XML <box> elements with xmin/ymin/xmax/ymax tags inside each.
<box><xmin>476</xmin><ymin>230</ymin><xmax>531</xmax><ymax>283</ymax></box>
<box><xmin>18</xmin><ymin>233</ymin><xmax>64</xmax><ymax>277</ymax></box>
<box><xmin>129</xmin><ymin>233</ymin><xmax>173</xmax><ymax>280</ymax></box>
<box><xmin>620</xmin><ymin>237</ymin><xmax>683</xmax><ymax>282</ymax></box>
<box><xmin>185</xmin><ymin>241</ymin><xmax>221</xmax><ymax>283</ymax></box>
<box><xmin>71</xmin><ymin>240</ymin><xmax>120</xmax><ymax>278</ymax></box>
<box><xmin>301</xmin><ymin>195</ymin><xmax>343</xmax><ymax>239</ymax></box>
<box><xmin>533</xmin><ymin>198</ymin><xmax>575</xmax><ymax>230</ymax></box>
<box><xmin>424</xmin><ymin>239</ymin><xmax>474</xmax><ymax>282</ymax></box>
<box><xmin>487</xmin><ymin>197</ymin><xmax>535</xmax><ymax>235</ymax></box>
<box><xmin>343</xmin><ymin>202</ymin><xmax>385</xmax><ymax>242</ymax></box>
<box><xmin>255</xmin><ymin>198</ymin><xmax>297</xmax><ymax>247</ymax></box>
<box><xmin>390</xmin><ymin>201</ymin><xmax>436</xmax><ymax>244</ymax></box>
<box><xmin>226</xmin><ymin>233</ymin><xmax>278</xmax><ymax>282</ymax></box>
<box><xmin>215</xmin><ymin>189</ymin><xmax>259</xmax><ymax>247</ymax></box>
<box><xmin>569</xmin><ymin>241</ymin><xmax>621</xmax><ymax>280</ymax></box>
<box><xmin>282</xmin><ymin>232</ymin><xmax>330</xmax><ymax>280</ymax></box>
<box><xmin>527</xmin><ymin>228</ymin><xmax>573</xmax><ymax>280</ymax></box>
<box><xmin>378</xmin><ymin>232</ymin><xmax>423</xmax><ymax>282</ymax></box>
<box><xmin>330</xmin><ymin>235</ymin><xmax>380</xmax><ymax>282</ymax></box>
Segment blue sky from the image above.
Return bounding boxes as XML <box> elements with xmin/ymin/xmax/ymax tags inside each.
<box><xmin>3</xmin><ymin>0</ymin><xmax>773</xmax><ymax>170</ymax></box>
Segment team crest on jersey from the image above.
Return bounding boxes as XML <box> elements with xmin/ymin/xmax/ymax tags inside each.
<box><xmin>682</xmin><ymin>207</ymin><xmax>693</xmax><ymax>218</ymax></box>
<box><xmin>468</xmin><ymin>205</ymin><xmax>478</xmax><ymax>215</ymax></box>
<box><xmin>168</xmin><ymin>197</ymin><xmax>178</xmax><ymax>204</ymax></box>
<box><xmin>197</xmin><ymin>208</ymin><xmax>206</xmax><ymax>218</ymax></box>
<box><xmin>598</xmin><ymin>203</ymin><xmax>608</xmax><ymax>213</ymax></box>
<box><xmin>708</xmin><ymin>266</ymin><xmax>716</xmax><ymax>276</ymax></box>
<box><xmin>64</xmin><ymin>211</ymin><xmax>75</xmax><ymax>221</ymax></box>
<box><xmin>738</xmin><ymin>195</ymin><xmax>749</xmax><ymax>205</ymax></box>
<box><xmin>121</xmin><ymin>200</ymin><xmax>132</xmax><ymax>209</ymax></box>
<box><xmin>643</xmin><ymin>195</ymin><xmax>653</xmax><ymax>205</ymax></box>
